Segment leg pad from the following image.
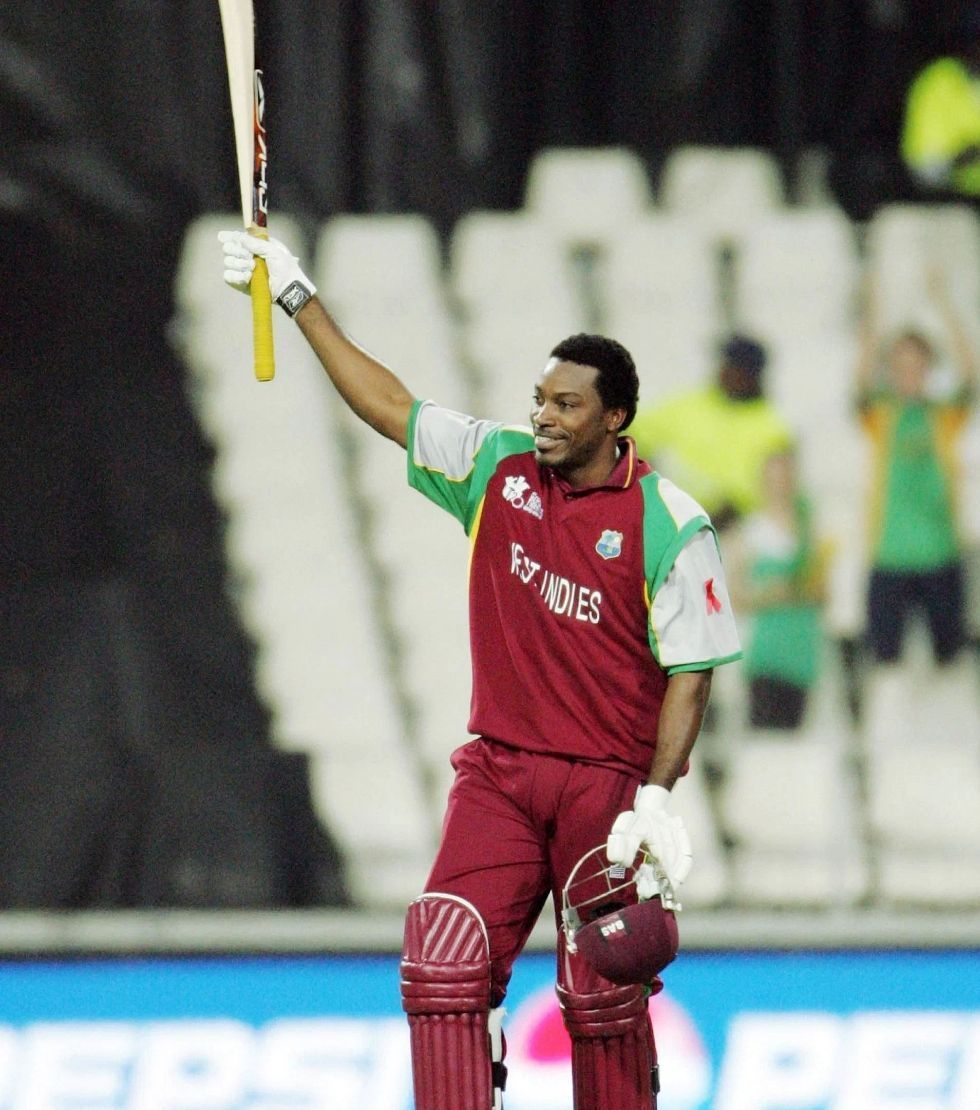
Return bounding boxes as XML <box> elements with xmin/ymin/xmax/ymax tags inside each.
<box><xmin>558</xmin><ymin>957</ymin><xmax>658</xmax><ymax>1109</ymax></box>
<box><xmin>401</xmin><ymin>893</ymin><xmax>496</xmax><ymax>1109</ymax></box>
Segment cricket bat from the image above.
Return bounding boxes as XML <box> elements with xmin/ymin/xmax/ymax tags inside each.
<box><xmin>218</xmin><ymin>0</ymin><xmax>274</xmax><ymax>381</ymax></box>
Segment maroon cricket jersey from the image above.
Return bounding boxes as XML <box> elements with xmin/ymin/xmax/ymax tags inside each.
<box><xmin>407</xmin><ymin>402</ymin><xmax>741</xmax><ymax>778</ymax></box>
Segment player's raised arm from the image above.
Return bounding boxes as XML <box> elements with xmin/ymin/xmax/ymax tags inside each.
<box><xmin>927</xmin><ymin>262</ymin><xmax>978</xmax><ymax>396</ymax></box>
<box><xmin>853</xmin><ymin>271</ymin><xmax>882</xmax><ymax>402</ymax></box>
<box><xmin>219</xmin><ymin>230</ymin><xmax>416</xmax><ymax>447</ymax></box>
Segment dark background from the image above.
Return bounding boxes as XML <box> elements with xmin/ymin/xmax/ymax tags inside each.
<box><xmin>0</xmin><ymin>0</ymin><xmax>972</xmax><ymax>908</ymax></box>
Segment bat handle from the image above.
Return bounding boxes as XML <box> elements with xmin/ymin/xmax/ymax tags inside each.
<box><xmin>249</xmin><ymin>225</ymin><xmax>275</xmax><ymax>382</ymax></box>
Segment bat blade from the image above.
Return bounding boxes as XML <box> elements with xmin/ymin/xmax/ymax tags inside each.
<box><xmin>217</xmin><ymin>0</ymin><xmax>275</xmax><ymax>381</ymax></box>
<box><xmin>250</xmin><ymin>68</ymin><xmax>274</xmax><ymax>381</ymax></box>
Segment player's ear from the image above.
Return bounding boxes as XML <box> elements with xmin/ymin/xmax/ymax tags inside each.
<box><xmin>605</xmin><ymin>407</ymin><xmax>627</xmax><ymax>433</ymax></box>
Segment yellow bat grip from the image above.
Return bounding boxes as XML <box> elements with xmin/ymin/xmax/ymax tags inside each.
<box><xmin>250</xmin><ymin>259</ymin><xmax>275</xmax><ymax>382</ymax></box>
<box><xmin>249</xmin><ymin>227</ymin><xmax>275</xmax><ymax>382</ymax></box>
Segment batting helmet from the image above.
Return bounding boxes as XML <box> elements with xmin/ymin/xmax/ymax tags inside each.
<box><xmin>561</xmin><ymin>846</ymin><xmax>680</xmax><ymax>987</ymax></box>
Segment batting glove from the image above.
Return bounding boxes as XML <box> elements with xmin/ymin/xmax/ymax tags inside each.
<box><xmin>606</xmin><ymin>784</ymin><xmax>693</xmax><ymax>898</ymax></box>
<box><xmin>218</xmin><ymin>230</ymin><xmax>316</xmax><ymax>317</ymax></box>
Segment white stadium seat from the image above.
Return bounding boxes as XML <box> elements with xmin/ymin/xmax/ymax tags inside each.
<box><xmin>523</xmin><ymin>145</ymin><xmax>654</xmax><ymax>247</ymax></box>
<box><xmin>865</xmin><ymin>203</ymin><xmax>980</xmax><ymax>335</ymax></box>
<box><xmin>308</xmin><ymin>746</ymin><xmax>438</xmax><ymax>909</ymax></box>
<box><xmin>719</xmin><ymin>731</ymin><xmax>869</xmax><ymax>907</ymax></box>
<box><xmin>449</xmin><ymin>209</ymin><xmax>585</xmax><ymax>423</ymax></box>
<box><xmin>866</xmin><ymin>740</ymin><xmax>980</xmax><ymax>906</ymax></box>
<box><xmin>658</xmin><ymin>145</ymin><xmax>785</xmax><ymax>242</ymax></box>
<box><xmin>761</xmin><ymin>334</ymin><xmax>862</xmax><ymax>461</ymax></box>
<box><xmin>670</xmin><ymin>751</ymin><xmax>732</xmax><ymax>907</ymax></box>
<box><xmin>733</xmin><ymin>207</ymin><xmax>861</xmax><ymax>341</ymax></box>
<box><xmin>316</xmin><ymin>212</ymin><xmax>464</xmax><ymax>407</ymax></box>
<box><xmin>600</xmin><ymin>214</ymin><xmax>722</xmax><ymax>397</ymax></box>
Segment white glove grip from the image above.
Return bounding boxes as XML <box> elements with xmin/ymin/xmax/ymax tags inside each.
<box><xmin>218</xmin><ymin>230</ymin><xmax>316</xmax><ymax>315</ymax></box>
<box><xmin>634</xmin><ymin>783</ymin><xmax>671</xmax><ymax>815</ymax></box>
<box><xmin>606</xmin><ymin>782</ymin><xmax>692</xmax><ymax>891</ymax></box>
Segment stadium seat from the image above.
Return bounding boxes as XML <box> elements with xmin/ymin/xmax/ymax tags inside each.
<box><xmin>317</xmin><ymin>212</ymin><xmax>465</xmax><ymax>408</ymax></box>
<box><xmin>866</xmin><ymin>739</ymin><xmax>980</xmax><ymax>906</ymax></box>
<box><xmin>600</xmin><ymin>214</ymin><xmax>721</xmax><ymax>397</ymax></box>
<box><xmin>316</xmin><ymin>215</ymin><xmax>476</xmax><ymax>804</ymax></box>
<box><xmin>762</xmin><ymin>334</ymin><xmax>858</xmax><ymax>427</ymax></box>
<box><xmin>449</xmin><ymin>209</ymin><xmax>585</xmax><ymax>423</ymax></box>
<box><xmin>733</xmin><ymin>207</ymin><xmax>861</xmax><ymax>341</ymax></box>
<box><xmin>308</xmin><ymin>746</ymin><xmax>437</xmax><ymax>909</ymax></box>
<box><xmin>176</xmin><ymin>214</ymin><xmax>405</xmax><ymax>762</ymax></box>
<box><xmin>658</xmin><ymin>146</ymin><xmax>785</xmax><ymax>242</ymax></box>
<box><xmin>669</xmin><ymin>751</ymin><xmax>732</xmax><ymax>907</ymax></box>
<box><xmin>864</xmin><ymin>203</ymin><xmax>980</xmax><ymax>336</ymax></box>
<box><xmin>718</xmin><ymin>730</ymin><xmax>869</xmax><ymax>907</ymax></box>
<box><xmin>862</xmin><ymin>629</ymin><xmax>980</xmax><ymax>756</ymax></box>
<box><xmin>523</xmin><ymin>145</ymin><xmax>654</xmax><ymax>247</ymax></box>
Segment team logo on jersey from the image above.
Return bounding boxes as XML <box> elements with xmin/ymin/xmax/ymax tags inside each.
<box><xmin>704</xmin><ymin>577</ymin><xmax>723</xmax><ymax>614</ymax></box>
<box><xmin>595</xmin><ymin>530</ymin><xmax>623</xmax><ymax>560</ymax></box>
<box><xmin>502</xmin><ymin>475</ymin><xmax>544</xmax><ymax>519</ymax></box>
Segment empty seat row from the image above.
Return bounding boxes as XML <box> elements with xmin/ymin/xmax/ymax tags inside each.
<box><xmin>175</xmin><ymin>190</ymin><xmax>980</xmax><ymax>910</ymax></box>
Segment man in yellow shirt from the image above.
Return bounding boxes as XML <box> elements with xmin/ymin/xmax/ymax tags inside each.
<box><xmin>901</xmin><ymin>17</ymin><xmax>980</xmax><ymax>197</ymax></box>
<box><xmin>630</xmin><ymin>334</ymin><xmax>793</xmax><ymax>532</ymax></box>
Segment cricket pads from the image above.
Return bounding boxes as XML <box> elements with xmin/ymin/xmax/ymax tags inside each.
<box><xmin>401</xmin><ymin>893</ymin><xmax>497</xmax><ymax>1109</ymax></box>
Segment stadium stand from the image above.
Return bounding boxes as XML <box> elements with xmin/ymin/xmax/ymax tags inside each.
<box><xmin>175</xmin><ymin>147</ymin><xmax>980</xmax><ymax>916</ymax></box>
<box><xmin>315</xmin><ymin>213</ymin><xmax>473</xmax><ymax>887</ymax></box>
<box><xmin>668</xmin><ymin>751</ymin><xmax>732</xmax><ymax>908</ymax></box>
<box><xmin>864</xmin><ymin>203</ymin><xmax>980</xmax><ymax>335</ymax></box>
<box><xmin>177</xmin><ymin>214</ymin><xmax>435</xmax><ymax>907</ymax></box>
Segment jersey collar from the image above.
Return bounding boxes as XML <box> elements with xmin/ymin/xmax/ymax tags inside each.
<box><xmin>550</xmin><ymin>436</ymin><xmax>643</xmax><ymax>496</ymax></box>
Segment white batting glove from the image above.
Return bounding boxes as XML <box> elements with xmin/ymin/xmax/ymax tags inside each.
<box><xmin>606</xmin><ymin>784</ymin><xmax>693</xmax><ymax>898</ymax></box>
<box><xmin>218</xmin><ymin>230</ymin><xmax>316</xmax><ymax>317</ymax></box>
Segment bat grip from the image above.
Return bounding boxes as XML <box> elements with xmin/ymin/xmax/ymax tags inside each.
<box><xmin>249</xmin><ymin>226</ymin><xmax>275</xmax><ymax>382</ymax></box>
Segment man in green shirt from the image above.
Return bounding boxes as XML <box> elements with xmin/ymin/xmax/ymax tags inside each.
<box><xmin>855</xmin><ymin>270</ymin><xmax>977</xmax><ymax>665</ymax></box>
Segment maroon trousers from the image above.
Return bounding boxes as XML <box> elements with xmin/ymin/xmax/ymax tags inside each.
<box><xmin>425</xmin><ymin>737</ymin><xmax>644</xmax><ymax>1006</ymax></box>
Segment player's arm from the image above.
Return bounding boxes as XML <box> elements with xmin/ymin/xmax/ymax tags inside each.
<box><xmin>220</xmin><ymin>230</ymin><xmax>415</xmax><ymax>447</ymax></box>
<box><xmin>928</xmin><ymin>263</ymin><xmax>978</xmax><ymax>399</ymax></box>
<box><xmin>854</xmin><ymin>271</ymin><xmax>881</xmax><ymax>403</ymax></box>
<box><xmin>607</xmin><ymin>520</ymin><xmax>741</xmax><ymax>892</ymax></box>
<box><xmin>647</xmin><ymin>669</ymin><xmax>712</xmax><ymax>792</ymax></box>
<box><xmin>295</xmin><ymin>297</ymin><xmax>415</xmax><ymax>446</ymax></box>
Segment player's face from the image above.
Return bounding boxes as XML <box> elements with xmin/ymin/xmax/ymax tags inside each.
<box><xmin>889</xmin><ymin>337</ymin><xmax>930</xmax><ymax>399</ymax></box>
<box><xmin>531</xmin><ymin>359</ymin><xmax>624</xmax><ymax>485</ymax></box>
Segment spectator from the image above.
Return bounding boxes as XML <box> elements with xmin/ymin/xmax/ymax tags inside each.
<box><xmin>728</xmin><ymin>448</ymin><xmax>831</xmax><ymax>731</ymax></box>
<box><xmin>855</xmin><ymin>266</ymin><xmax>977</xmax><ymax>669</ymax></box>
<box><xmin>630</xmin><ymin>334</ymin><xmax>793</xmax><ymax>532</ymax></box>
<box><xmin>900</xmin><ymin>10</ymin><xmax>980</xmax><ymax>200</ymax></box>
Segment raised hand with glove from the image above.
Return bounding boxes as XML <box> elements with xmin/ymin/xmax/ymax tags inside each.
<box><xmin>218</xmin><ymin>230</ymin><xmax>317</xmax><ymax>318</ymax></box>
<box><xmin>217</xmin><ymin>227</ymin><xmax>415</xmax><ymax>446</ymax></box>
<box><xmin>606</xmin><ymin>783</ymin><xmax>692</xmax><ymax>907</ymax></box>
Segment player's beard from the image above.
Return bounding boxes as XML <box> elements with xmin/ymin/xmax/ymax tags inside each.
<box><xmin>534</xmin><ymin>425</ymin><xmax>607</xmax><ymax>479</ymax></box>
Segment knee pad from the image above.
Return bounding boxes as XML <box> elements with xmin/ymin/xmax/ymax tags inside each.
<box><xmin>401</xmin><ymin>892</ymin><xmax>507</xmax><ymax>1109</ymax></box>
<box><xmin>557</xmin><ymin>949</ymin><xmax>659</xmax><ymax>1110</ymax></box>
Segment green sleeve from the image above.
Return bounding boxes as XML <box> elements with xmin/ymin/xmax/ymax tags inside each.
<box><xmin>406</xmin><ymin>401</ymin><xmax>534</xmax><ymax>534</ymax></box>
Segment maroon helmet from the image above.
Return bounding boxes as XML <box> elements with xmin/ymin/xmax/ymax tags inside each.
<box><xmin>561</xmin><ymin>846</ymin><xmax>680</xmax><ymax>986</ymax></box>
